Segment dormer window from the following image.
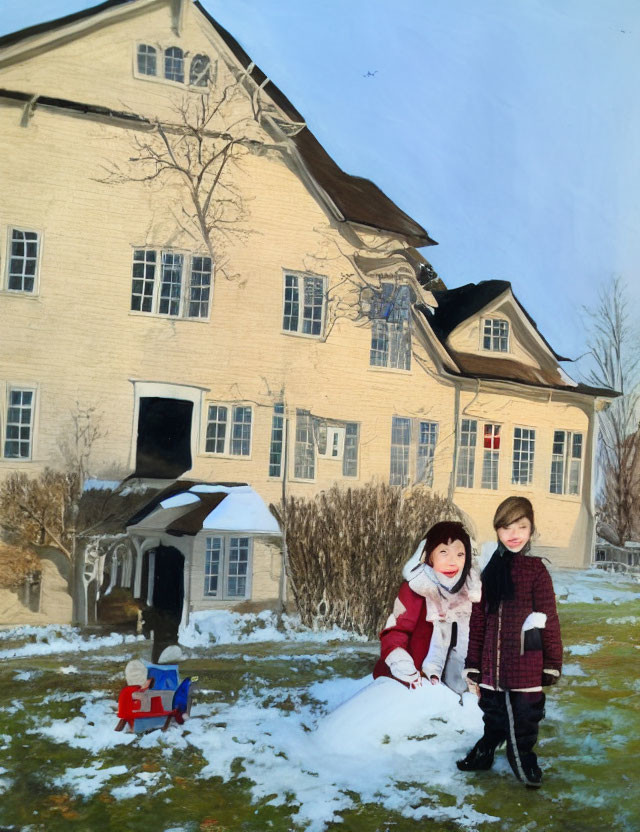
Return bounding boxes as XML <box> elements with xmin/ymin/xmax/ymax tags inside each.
<box><xmin>137</xmin><ymin>44</ymin><xmax>157</xmax><ymax>76</ymax></box>
<box><xmin>483</xmin><ymin>318</ymin><xmax>509</xmax><ymax>352</ymax></box>
<box><xmin>190</xmin><ymin>54</ymin><xmax>211</xmax><ymax>87</ymax></box>
<box><xmin>164</xmin><ymin>47</ymin><xmax>184</xmax><ymax>83</ymax></box>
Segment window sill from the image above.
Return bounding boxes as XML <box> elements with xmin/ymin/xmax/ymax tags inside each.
<box><xmin>128</xmin><ymin>311</ymin><xmax>211</xmax><ymax>323</ymax></box>
<box><xmin>547</xmin><ymin>492</ymin><xmax>582</xmax><ymax>502</ymax></box>
<box><xmin>367</xmin><ymin>365</ymin><xmax>411</xmax><ymax>375</ymax></box>
<box><xmin>0</xmin><ymin>289</ymin><xmax>40</xmax><ymax>299</ymax></box>
<box><xmin>280</xmin><ymin>329</ymin><xmax>324</xmax><ymax>341</ymax></box>
<box><xmin>200</xmin><ymin>452</ymin><xmax>253</xmax><ymax>461</ymax></box>
<box><xmin>0</xmin><ymin>456</ymin><xmax>34</xmax><ymax>463</ymax></box>
<box><xmin>288</xmin><ymin>477</ymin><xmax>317</xmax><ymax>484</ymax></box>
<box><xmin>132</xmin><ymin>71</ymin><xmax>209</xmax><ymax>91</ymax></box>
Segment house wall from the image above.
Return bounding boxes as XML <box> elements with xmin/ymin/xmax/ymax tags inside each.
<box><xmin>0</xmin><ymin>0</ymin><xmax>599</xmax><ymax>574</ymax></box>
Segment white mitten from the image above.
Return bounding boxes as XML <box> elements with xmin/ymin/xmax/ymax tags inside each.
<box><xmin>386</xmin><ymin>647</ymin><xmax>422</xmax><ymax>687</ymax></box>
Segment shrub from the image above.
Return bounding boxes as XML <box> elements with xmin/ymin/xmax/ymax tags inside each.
<box><xmin>273</xmin><ymin>481</ymin><xmax>464</xmax><ymax>638</ymax></box>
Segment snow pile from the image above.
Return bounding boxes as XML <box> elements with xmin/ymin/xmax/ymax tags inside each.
<box><xmin>551</xmin><ymin>568</ymin><xmax>640</xmax><ymax>604</ymax></box>
<box><xmin>0</xmin><ymin>625</ymin><xmax>145</xmax><ymax>661</ymax></box>
<box><xmin>180</xmin><ymin>609</ymin><xmax>368</xmax><ymax>649</ymax></box>
<box><xmin>37</xmin><ymin>674</ymin><xmax>497</xmax><ymax>831</ymax></box>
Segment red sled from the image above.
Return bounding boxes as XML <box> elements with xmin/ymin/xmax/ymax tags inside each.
<box><xmin>115</xmin><ymin>663</ymin><xmax>195</xmax><ymax>733</ymax></box>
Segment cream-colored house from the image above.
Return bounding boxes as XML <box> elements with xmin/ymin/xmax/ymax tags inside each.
<box><xmin>0</xmin><ymin>0</ymin><xmax>614</xmax><ymax>620</ymax></box>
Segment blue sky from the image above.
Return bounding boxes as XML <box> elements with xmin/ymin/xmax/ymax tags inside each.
<box><xmin>2</xmin><ymin>0</ymin><xmax>639</xmax><ymax>372</ymax></box>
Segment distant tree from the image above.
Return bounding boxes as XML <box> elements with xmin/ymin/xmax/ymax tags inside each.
<box><xmin>583</xmin><ymin>277</ymin><xmax>640</xmax><ymax>544</ymax></box>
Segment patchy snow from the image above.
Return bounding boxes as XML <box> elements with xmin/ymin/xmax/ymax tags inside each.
<box><xmin>605</xmin><ymin>615</ymin><xmax>639</xmax><ymax>625</ymax></box>
<box><xmin>180</xmin><ymin>609</ymin><xmax>368</xmax><ymax>649</ymax></box>
<box><xmin>0</xmin><ymin>626</ymin><xmax>145</xmax><ymax>661</ymax></box>
<box><xmin>54</xmin><ymin>764</ymin><xmax>128</xmax><ymax>798</ymax></box>
<box><xmin>562</xmin><ymin>663</ymin><xmax>588</xmax><ymax>677</ymax></box>
<box><xmin>160</xmin><ymin>492</ymin><xmax>201</xmax><ymax>509</ymax></box>
<box><xmin>59</xmin><ymin>665</ymin><xmax>80</xmax><ymax>674</ymax></box>
<box><xmin>551</xmin><ymin>568</ymin><xmax>640</xmax><ymax>604</ymax></box>
<box><xmin>566</xmin><ymin>644</ymin><xmax>601</xmax><ymax>656</ymax></box>
<box><xmin>83</xmin><ymin>478</ymin><xmax>122</xmax><ymax>492</ymax></box>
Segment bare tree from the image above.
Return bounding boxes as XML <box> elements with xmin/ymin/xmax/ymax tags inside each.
<box><xmin>583</xmin><ymin>277</ymin><xmax>640</xmax><ymax>544</ymax></box>
<box><xmin>98</xmin><ymin>78</ymin><xmax>273</xmax><ymax>280</ymax></box>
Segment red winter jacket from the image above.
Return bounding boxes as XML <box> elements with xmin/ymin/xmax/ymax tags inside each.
<box><xmin>373</xmin><ymin>581</ymin><xmax>434</xmax><ymax>681</ymax></box>
<box><xmin>465</xmin><ymin>554</ymin><xmax>563</xmax><ymax>691</ymax></box>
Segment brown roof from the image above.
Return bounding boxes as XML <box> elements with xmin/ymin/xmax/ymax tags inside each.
<box><xmin>0</xmin><ymin>0</ymin><xmax>435</xmax><ymax>247</ymax></box>
<box><xmin>165</xmin><ymin>492</ymin><xmax>228</xmax><ymax>536</ymax></box>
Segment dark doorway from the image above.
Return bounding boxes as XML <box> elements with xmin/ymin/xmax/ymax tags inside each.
<box><xmin>135</xmin><ymin>397</ymin><xmax>193</xmax><ymax>478</ymax></box>
<box><xmin>143</xmin><ymin>545</ymin><xmax>185</xmax><ymax>663</ymax></box>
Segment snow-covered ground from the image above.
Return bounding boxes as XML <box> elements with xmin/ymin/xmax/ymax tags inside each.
<box><xmin>0</xmin><ymin>566</ymin><xmax>638</xmax><ymax>831</ymax></box>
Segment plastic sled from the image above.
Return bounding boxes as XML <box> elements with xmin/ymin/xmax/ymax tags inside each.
<box><xmin>115</xmin><ymin>663</ymin><xmax>195</xmax><ymax>733</ymax></box>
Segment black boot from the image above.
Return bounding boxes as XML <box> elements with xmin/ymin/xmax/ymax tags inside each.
<box><xmin>456</xmin><ymin>738</ymin><xmax>497</xmax><ymax>771</ymax></box>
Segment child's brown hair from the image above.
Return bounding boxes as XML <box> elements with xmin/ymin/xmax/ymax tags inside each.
<box><xmin>493</xmin><ymin>496</ymin><xmax>535</xmax><ymax>535</ymax></box>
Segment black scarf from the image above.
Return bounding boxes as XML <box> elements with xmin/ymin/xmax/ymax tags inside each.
<box><xmin>481</xmin><ymin>541</ymin><xmax>529</xmax><ymax>613</ymax></box>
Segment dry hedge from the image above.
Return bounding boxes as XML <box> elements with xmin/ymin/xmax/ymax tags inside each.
<box><xmin>274</xmin><ymin>481</ymin><xmax>464</xmax><ymax>638</ymax></box>
<box><xmin>0</xmin><ymin>542</ymin><xmax>41</xmax><ymax>590</ymax></box>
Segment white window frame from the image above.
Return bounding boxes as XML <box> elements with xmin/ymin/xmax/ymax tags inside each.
<box><xmin>456</xmin><ymin>419</ymin><xmax>478</xmax><ymax>488</ymax></box>
<box><xmin>416</xmin><ymin>420</ymin><xmax>439</xmax><ymax>487</ymax></box>
<box><xmin>3</xmin><ymin>385</ymin><xmax>36</xmax><ymax>461</ymax></box>
<box><xmin>130</xmin><ymin>247</ymin><xmax>212</xmax><ymax>320</ymax></box>
<box><xmin>4</xmin><ymin>227</ymin><xmax>42</xmax><ymax>295</ymax></box>
<box><xmin>293</xmin><ymin>410</ymin><xmax>316</xmax><ymax>480</ymax></box>
<box><xmin>317</xmin><ymin>425</ymin><xmax>346</xmax><ymax>460</ymax></box>
<box><xmin>281</xmin><ymin>271</ymin><xmax>327</xmax><ymax>338</ymax></box>
<box><xmin>164</xmin><ymin>45</ymin><xmax>185</xmax><ymax>83</ymax></box>
<box><xmin>268</xmin><ymin>403</ymin><xmax>285</xmax><ymax>479</ymax></box>
<box><xmin>390</xmin><ymin>417</ymin><xmax>438</xmax><ymax>487</ymax></box>
<box><xmin>133</xmin><ymin>43</ymin><xmax>216</xmax><ymax>88</ymax></box>
<box><xmin>204</xmin><ymin>403</ymin><xmax>253</xmax><ymax>457</ymax></box>
<box><xmin>549</xmin><ymin>430</ymin><xmax>583</xmax><ymax>495</ymax></box>
<box><xmin>481</xmin><ymin>423</ymin><xmax>501</xmax><ymax>490</ymax></box>
<box><xmin>512</xmin><ymin>426</ymin><xmax>536</xmax><ymax>486</ymax></box>
<box><xmin>482</xmin><ymin>317</ymin><xmax>510</xmax><ymax>353</ymax></box>
<box><xmin>136</xmin><ymin>43</ymin><xmax>157</xmax><ymax>76</ymax></box>
<box><xmin>204</xmin><ymin>535</ymin><xmax>252</xmax><ymax>600</ymax></box>
<box><xmin>369</xmin><ymin>282</ymin><xmax>412</xmax><ymax>371</ymax></box>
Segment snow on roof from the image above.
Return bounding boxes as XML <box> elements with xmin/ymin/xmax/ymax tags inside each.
<box><xmin>160</xmin><ymin>492</ymin><xmax>201</xmax><ymax>509</ymax></box>
<box><xmin>201</xmin><ymin>486</ymin><xmax>280</xmax><ymax>534</ymax></box>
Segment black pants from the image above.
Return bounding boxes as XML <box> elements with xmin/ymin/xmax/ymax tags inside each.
<box><xmin>479</xmin><ymin>689</ymin><xmax>546</xmax><ymax>777</ymax></box>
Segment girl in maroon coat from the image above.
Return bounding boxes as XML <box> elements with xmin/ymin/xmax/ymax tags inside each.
<box><xmin>457</xmin><ymin>496</ymin><xmax>562</xmax><ymax>788</ymax></box>
<box><xmin>373</xmin><ymin>521</ymin><xmax>480</xmax><ymax>694</ymax></box>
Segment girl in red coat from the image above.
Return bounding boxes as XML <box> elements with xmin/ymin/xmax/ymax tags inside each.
<box><xmin>457</xmin><ymin>496</ymin><xmax>562</xmax><ymax>788</ymax></box>
<box><xmin>373</xmin><ymin>521</ymin><xmax>480</xmax><ymax>695</ymax></box>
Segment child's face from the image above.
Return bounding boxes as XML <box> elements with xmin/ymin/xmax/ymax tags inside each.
<box><xmin>497</xmin><ymin>517</ymin><xmax>532</xmax><ymax>552</ymax></box>
<box><xmin>429</xmin><ymin>538</ymin><xmax>466</xmax><ymax>579</ymax></box>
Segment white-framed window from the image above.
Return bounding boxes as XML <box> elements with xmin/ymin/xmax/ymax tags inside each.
<box><xmin>204</xmin><ymin>535</ymin><xmax>252</xmax><ymax>599</ymax></box>
<box><xmin>4</xmin><ymin>387</ymin><xmax>35</xmax><ymax>459</ymax></box>
<box><xmin>483</xmin><ymin>318</ymin><xmax>510</xmax><ymax>352</ymax></box>
<box><xmin>317</xmin><ymin>424</ymin><xmax>346</xmax><ymax>459</ymax></box>
<box><xmin>268</xmin><ymin>403</ymin><xmax>285</xmax><ymax>478</ymax></box>
<box><xmin>190</xmin><ymin>54</ymin><xmax>211</xmax><ymax>86</ymax></box>
<box><xmin>282</xmin><ymin>273</ymin><xmax>325</xmax><ymax>337</ymax></box>
<box><xmin>294</xmin><ymin>410</ymin><xmax>315</xmax><ymax>479</ymax></box>
<box><xmin>164</xmin><ymin>46</ymin><xmax>184</xmax><ymax>82</ymax></box>
<box><xmin>204</xmin><ymin>404</ymin><xmax>252</xmax><ymax>456</ymax></box>
<box><xmin>137</xmin><ymin>44</ymin><xmax>157</xmax><ymax>76</ymax></box>
<box><xmin>416</xmin><ymin>421</ymin><xmax>439</xmax><ymax>487</ymax></box>
<box><xmin>130</xmin><ymin>249</ymin><xmax>212</xmax><ymax>319</ymax></box>
<box><xmin>550</xmin><ymin>430</ymin><xmax>583</xmax><ymax>495</ymax></box>
<box><xmin>512</xmin><ymin>427</ymin><xmax>535</xmax><ymax>485</ymax></box>
<box><xmin>369</xmin><ymin>283</ymin><xmax>411</xmax><ymax>370</ymax></box>
<box><xmin>6</xmin><ymin>228</ymin><xmax>40</xmax><ymax>294</ymax></box>
<box><xmin>390</xmin><ymin>417</ymin><xmax>438</xmax><ymax>487</ymax></box>
<box><xmin>456</xmin><ymin>419</ymin><xmax>477</xmax><ymax>488</ymax></box>
<box><xmin>343</xmin><ymin>423</ymin><xmax>359</xmax><ymax>478</ymax></box>
<box><xmin>481</xmin><ymin>423</ymin><xmax>501</xmax><ymax>489</ymax></box>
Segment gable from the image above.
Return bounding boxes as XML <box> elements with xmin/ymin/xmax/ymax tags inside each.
<box><xmin>0</xmin><ymin>0</ymin><xmax>433</xmax><ymax>246</ymax></box>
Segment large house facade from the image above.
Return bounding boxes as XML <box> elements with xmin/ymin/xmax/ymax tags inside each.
<box><xmin>0</xmin><ymin>0</ymin><xmax>613</xmax><ymax>617</ymax></box>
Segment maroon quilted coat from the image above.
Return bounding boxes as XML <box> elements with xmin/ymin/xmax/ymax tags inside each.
<box><xmin>465</xmin><ymin>554</ymin><xmax>562</xmax><ymax>690</ymax></box>
<box><xmin>372</xmin><ymin>582</ymin><xmax>434</xmax><ymax>681</ymax></box>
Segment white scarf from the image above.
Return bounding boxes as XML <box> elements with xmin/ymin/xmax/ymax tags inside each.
<box><xmin>404</xmin><ymin>562</ymin><xmax>482</xmax><ymax>623</ymax></box>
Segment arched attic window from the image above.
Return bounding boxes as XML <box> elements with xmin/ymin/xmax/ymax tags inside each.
<box><xmin>190</xmin><ymin>54</ymin><xmax>211</xmax><ymax>87</ymax></box>
<box><xmin>137</xmin><ymin>44</ymin><xmax>157</xmax><ymax>76</ymax></box>
<box><xmin>164</xmin><ymin>46</ymin><xmax>184</xmax><ymax>83</ymax></box>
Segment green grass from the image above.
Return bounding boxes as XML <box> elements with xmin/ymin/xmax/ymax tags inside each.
<box><xmin>0</xmin><ymin>594</ymin><xmax>638</xmax><ymax>832</ymax></box>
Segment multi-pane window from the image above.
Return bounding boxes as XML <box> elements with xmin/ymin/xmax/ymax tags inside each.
<box><xmin>481</xmin><ymin>424</ymin><xmax>501</xmax><ymax>489</ymax></box>
<box><xmin>8</xmin><ymin>229</ymin><xmax>39</xmax><ymax>293</ymax></box>
<box><xmin>130</xmin><ymin>249</ymin><xmax>212</xmax><ymax>318</ymax></box>
<box><xmin>190</xmin><ymin>54</ymin><xmax>211</xmax><ymax>86</ymax></box>
<box><xmin>512</xmin><ymin>427</ymin><xmax>536</xmax><ymax>485</ymax></box>
<box><xmin>137</xmin><ymin>44</ymin><xmax>157</xmax><ymax>75</ymax></box>
<box><xmin>416</xmin><ymin>421</ymin><xmax>438</xmax><ymax>486</ymax></box>
<box><xmin>4</xmin><ymin>389</ymin><xmax>34</xmax><ymax>459</ymax></box>
<box><xmin>294</xmin><ymin>410</ymin><xmax>315</xmax><ymax>479</ymax></box>
<box><xmin>456</xmin><ymin>419</ymin><xmax>477</xmax><ymax>488</ymax></box>
<box><xmin>282</xmin><ymin>274</ymin><xmax>325</xmax><ymax>336</ymax></box>
<box><xmin>390</xmin><ymin>416</ymin><xmax>411</xmax><ymax>486</ymax></box>
<box><xmin>483</xmin><ymin>318</ymin><xmax>510</xmax><ymax>352</ymax></box>
<box><xmin>205</xmin><ymin>404</ymin><xmax>252</xmax><ymax>456</ymax></box>
<box><xmin>164</xmin><ymin>46</ymin><xmax>184</xmax><ymax>82</ymax></box>
<box><xmin>204</xmin><ymin>536</ymin><xmax>251</xmax><ymax>599</ymax></box>
<box><xmin>550</xmin><ymin>430</ymin><xmax>583</xmax><ymax>495</ymax></box>
<box><xmin>370</xmin><ymin>283</ymin><xmax>411</xmax><ymax>370</ymax></box>
<box><xmin>269</xmin><ymin>404</ymin><xmax>285</xmax><ymax>477</ymax></box>
<box><xmin>343</xmin><ymin>423</ymin><xmax>359</xmax><ymax>478</ymax></box>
